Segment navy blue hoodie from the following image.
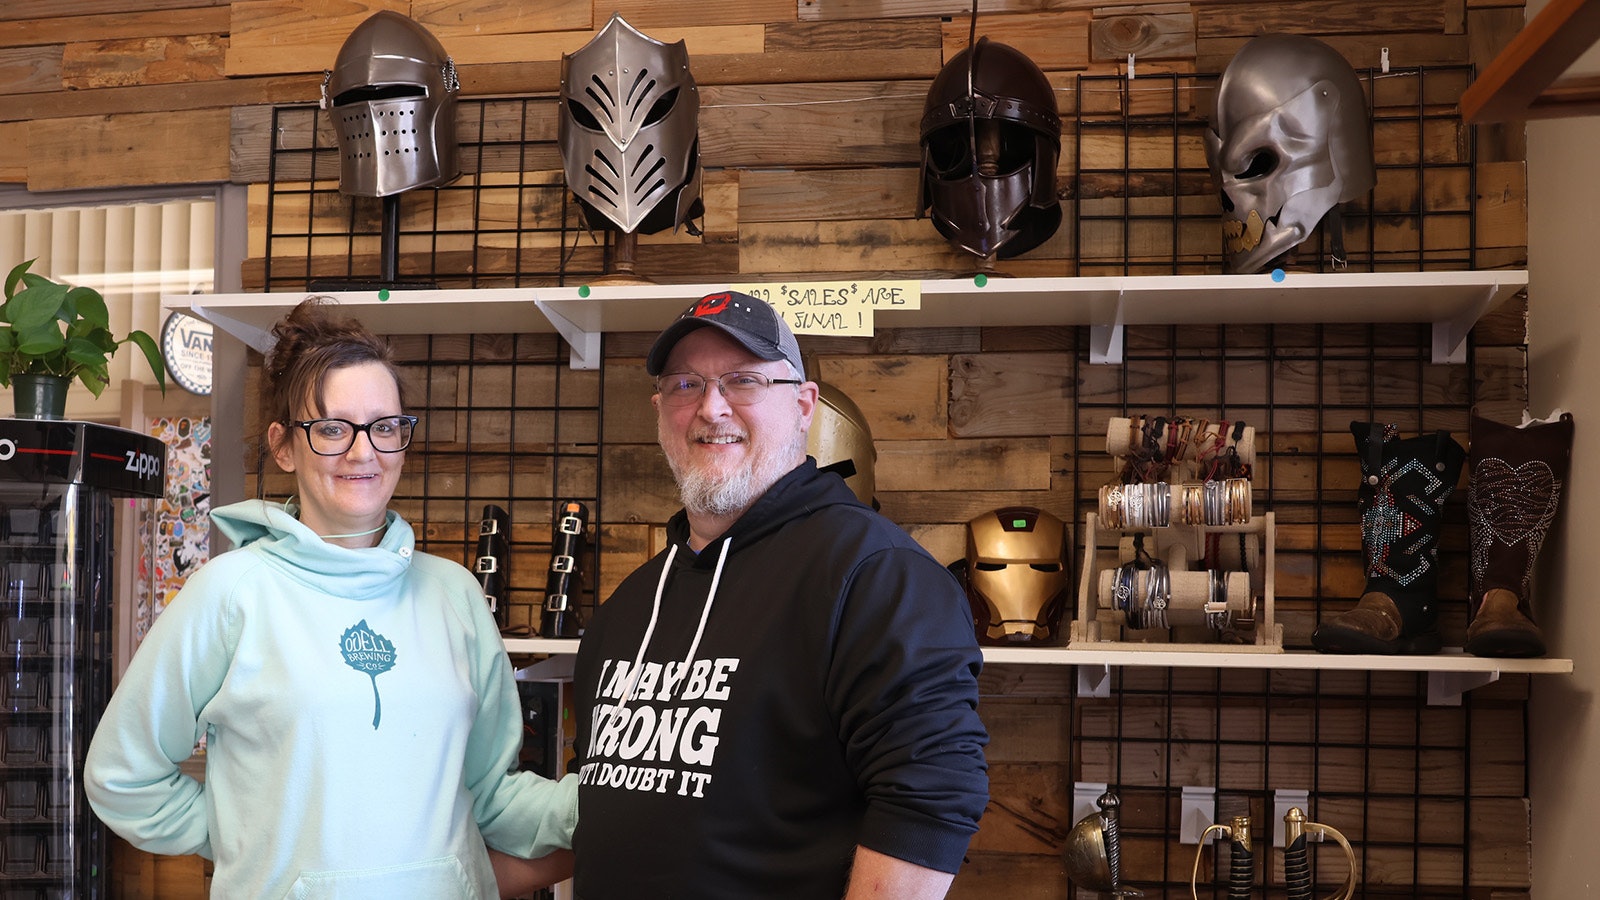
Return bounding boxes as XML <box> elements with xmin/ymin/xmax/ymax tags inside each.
<box><xmin>571</xmin><ymin>461</ymin><xmax>989</xmax><ymax>898</ymax></box>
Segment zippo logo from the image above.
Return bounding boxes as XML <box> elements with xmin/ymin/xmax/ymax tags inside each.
<box><xmin>124</xmin><ymin>450</ymin><xmax>160</xmax><ymax>480</ymax></box>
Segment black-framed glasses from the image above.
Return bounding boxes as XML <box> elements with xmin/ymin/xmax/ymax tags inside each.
<box><xmin>291</xmin><ymin>415</ymin><xmax>419</xmax><ymax>456</ymax></box>
<box><xmin>654</xmin><ymin>371</ymin><xmax>802</xmax><ymax>407</ymax></box>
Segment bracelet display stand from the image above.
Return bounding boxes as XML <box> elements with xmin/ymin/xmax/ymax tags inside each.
<box><xmin>1070</xmin><ymin>417</ymin><xmax>1282</xmax><ymax>651</ymax></box>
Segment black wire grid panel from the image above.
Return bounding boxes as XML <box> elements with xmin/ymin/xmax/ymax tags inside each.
<box><xmin>254</xmin><ymin>65</ymin><xmax>1516</xmax><ymax>897</ymax></box>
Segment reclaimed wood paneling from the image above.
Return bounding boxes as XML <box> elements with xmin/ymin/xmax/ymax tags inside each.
<box><xmin>938</xmin><ymin>11</ymin><xmax>1094</xmax><ymax>70</ymax></box>
<box><xmin>1090</xmin><ymin>4</ymin><xmax>1197</xmax><ymax>62</ymax></box>
<box><xmin>603</xmin><ymin>0</ymin><xmax>797</xmax><ymax>28</ymax></box>
<box><xmin>411</xmin><ymin>0</ymin><xmax>590</xmax><ymax>35</ymax></box>
<box><xmin>0</xmin><ymin>7</ymin><xmax>231</xmax><ymax>47</ymax></box>
<box><xmin>0</xmin><ymin>45</ymin><xmax>60</xmax><ymax>95</ymax></box>
<box><xmin>61</xmin><ymin>34</ymin><xmax>227</xmax><ymax>89</ymax></box>
<box><xmin>27</xmin><ymin>107</ymin><xmax>230</xmax><ymax>190</ymax></box>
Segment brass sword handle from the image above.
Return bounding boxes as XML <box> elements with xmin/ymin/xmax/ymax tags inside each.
<box><xmin>1282</xmin><ymin>806</ymin><xmax>1358</xmax><ymax>900</ymax></box>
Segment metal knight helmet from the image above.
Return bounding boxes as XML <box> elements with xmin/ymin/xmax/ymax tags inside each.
<box><xmin>961</xmin><ymin>506</ymin><xmax>1069</xmax><ymax>645</ymax></box>
<box><xmin>919</xmin><ymin>37</ymin><xmax>1062</xmax><ymax>260</ymax></box>
<box><xmin>559</xmin><ymin>14</ymin><xmax>703</xmax><ymax>235</ymax></box>
<box><xmin>1205</xmin><ymin>33</ymin><xmax>1375</xmax><ymax>273</ymax></box>
<box><xmin>322</xmin><ymin>10</ymin><xmax>460</xmax><ymax>198</ymax></box>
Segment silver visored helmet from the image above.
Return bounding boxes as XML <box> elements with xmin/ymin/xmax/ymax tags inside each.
<box><xmin>807</xmin><ymin>381</ymin><xmax>878</xmax><ymax>508</ymax></box>
<box><xmin>560</xmin><ymin>14</ymin><xmax>703</xmax><ymax>235</ymax></box>
<box><xmin>919</xmin><ymin>37</ymin><xmax>1062</xmax><ymax>260</ymax></box>
<box><xmin>1204</xmin><ymin>33</ymin><xmax>1375</xmax><ymax>273</ymax></box>
<box><xmin>321</xmin><ymin>10</ymin><xmax>460</xmax><ymax>198</ymax></box>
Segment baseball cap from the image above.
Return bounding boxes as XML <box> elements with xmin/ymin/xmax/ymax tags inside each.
<box><xmin>645</xmin><ymin>290</ymin><xmax>805</xmax><ymax>376</ymax></box>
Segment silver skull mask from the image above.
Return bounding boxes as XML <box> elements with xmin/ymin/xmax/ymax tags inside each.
<box><xmin>322</xmin><ymin>10</ymin><xmax>460</xmax><ymax>198</ymax></box>
<box><xmin>560</xmin><ymin>14</ymin><xmax>702</xmax><ymax>235</ymax></box>
<box><xmin>1204</xmin><ymin>34</ymin><xmax>1374</xmax><ymax>273</ymax></box>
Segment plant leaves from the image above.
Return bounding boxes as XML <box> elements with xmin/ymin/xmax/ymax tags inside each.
<box><xmin>124</xmin><ymin>329</ymin><xmax>167</xmax><ymax>391</ymax></box>
<box><xmin>7</xmin><ymin>282</ymin><xmax>69</xmax><ymax>330</ymax></box>
<box><xmin>340</xmin><ymin>619</ymin><xmax>397</xmax><ymax>729</ymax></box>
<box><xmin>65</xmin><ymin>286</ymin><xmax>108</xmax><ymax>329</ymax></box>
<box><xmin>3</xmin><ymin>259</ymin><xmax>33</xmax><ymax>301</ymax></box>
<box><xmin>15</xmin><ymin>323</ymin><xmax>64</xmax><ymax>357</ymax></box>
<box><xmin>64</xmin><ymin>336</ymin><xmax>108</xmax><ymax>369</ymax></box>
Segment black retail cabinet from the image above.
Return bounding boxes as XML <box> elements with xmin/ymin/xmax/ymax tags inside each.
<box><xmin>0</xmin><ymin>419</ymin><xmax>165</xmax><ymax>900</ymax></box>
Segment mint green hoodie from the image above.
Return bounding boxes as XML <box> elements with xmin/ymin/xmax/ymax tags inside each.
<box><xmin>86</xmin><ymin>499</ymin><xmax>577</xmax><ymax>899</ymax></box>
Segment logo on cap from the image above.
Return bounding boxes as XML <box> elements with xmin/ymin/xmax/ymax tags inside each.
<box><xmin>694</xmin><ymin>292</ymin><xmax>732</xmax><ymax>317</ymax></box>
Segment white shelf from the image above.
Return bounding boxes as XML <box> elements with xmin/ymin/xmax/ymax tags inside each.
<box><xmin>503</xmin><ymin>636</ymin><xmax>1569</xmax><ymax>676</ymax></box>
<box><xmin>166</xmin><ymin>269</ymin><xmax>1527</xmax><ymax>367</ymax></box>
<box><xmin>979</xmin><ymin>645</ymin><xmax>1571</xmax><ymax>674</ymax></box>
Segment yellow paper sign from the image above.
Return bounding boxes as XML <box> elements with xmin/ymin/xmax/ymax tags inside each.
<box><xmin>734</xmin><ymin>281</ymin><xmax>922</xmax><ymax>336</ymax></box>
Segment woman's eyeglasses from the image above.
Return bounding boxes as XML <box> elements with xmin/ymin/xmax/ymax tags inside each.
<box><xmin>291</xmin><ymin>415</ymin><xmax>418</xmax><ymax>455</ymax></box>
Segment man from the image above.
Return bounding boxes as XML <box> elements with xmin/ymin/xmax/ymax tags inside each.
<box><xmin>570</xmin><ymin>290</ymin><xmax>989</xmax><ymax>898</ymax></box>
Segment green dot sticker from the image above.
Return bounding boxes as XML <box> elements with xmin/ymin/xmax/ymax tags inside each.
<box><xmin>378</xmin><ymin>289</ymin><xmax>390</xmax><ymax>301</ymax></box>
<box><xmin>974</xmin><ymin>273</ymin><xmax>989</xmax><ymax>287</ymax></box>
<box><xmin>578</xmin><ymin>285</ymin><xmax>591</xmax><ymax>298</ymax></box>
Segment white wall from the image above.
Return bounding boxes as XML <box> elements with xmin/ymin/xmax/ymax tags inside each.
<box><xmin>1525</xmin><ymin>1</ymin><xmax>1600</xmax><ymax>892</ymax></box>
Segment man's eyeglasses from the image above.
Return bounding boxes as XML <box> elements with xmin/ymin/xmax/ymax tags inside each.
<box><xmin>291</xmin><ymin>415</ymin><xmax>419</xmax><ymax>456</ymax></box>
<box><xmin>654</xmin><ymin>372</ymin><xmax>802</xmax><ymax>407</ymax></box>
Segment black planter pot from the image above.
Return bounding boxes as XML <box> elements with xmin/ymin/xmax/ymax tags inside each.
<box><xmin>12</xmin><ymin>373</ymin><xmax>70</xmax><ymax>419</ymax></box>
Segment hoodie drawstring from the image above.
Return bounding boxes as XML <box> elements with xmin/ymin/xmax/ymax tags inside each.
<box><xmin>613</xmin><ymin>537</ymin><xmax>731</xmax><ymax>714</ymax></box>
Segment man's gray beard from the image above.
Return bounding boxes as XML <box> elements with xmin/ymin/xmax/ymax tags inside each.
<box><xmin>665</xmin><ymin>431</ymin><xmax>806</xmax><ymax>519</ymax></box>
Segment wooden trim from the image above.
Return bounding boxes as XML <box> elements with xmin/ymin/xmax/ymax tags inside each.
<box><xmin>1460</xmin><ymin>0</ymin><xmax>1600</xmax><ymax>123</ymax></box>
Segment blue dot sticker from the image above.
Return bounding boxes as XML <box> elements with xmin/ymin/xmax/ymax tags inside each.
<box><xmin>1270</xmin><ymin>269</ymin><xmax>1286</xmax><ymax>283</ymax></box>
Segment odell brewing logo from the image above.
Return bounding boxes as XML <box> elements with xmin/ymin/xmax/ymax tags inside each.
<box><xmin>161</xmin><ymin>312</ymin><xmax>212</xmax><ymax>396</ymax></box>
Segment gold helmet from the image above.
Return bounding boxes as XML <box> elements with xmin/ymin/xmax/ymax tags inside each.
<box><xmin>962</xmin><ymin>506</ymin><xmax>1068</xmax><ymax>644</ymax></box>
<box><xmin>807</xmin><ymin>381</ymin><xmax>877</xmax><ymax>508</ymax></box>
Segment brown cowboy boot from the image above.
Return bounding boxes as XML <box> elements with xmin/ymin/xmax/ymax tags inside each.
<box><xmin>1465</xmin><ymin>412</ymin><xmax>1574</xmax><ymax>658</ymax></box>
<box><xmin>1313</xmin><ymin>422</ymin><xmax>1466</xmax><ymax>655</ymax></box>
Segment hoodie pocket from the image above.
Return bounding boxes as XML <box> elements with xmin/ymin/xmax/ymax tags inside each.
<box><xmin>287</xmin><ymin>855</ymin><xmax>479</xmax><ymax>899</ymax></box>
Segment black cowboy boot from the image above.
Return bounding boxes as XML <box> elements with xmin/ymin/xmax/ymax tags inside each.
<box><xmin>1312</xmin><ymin>422</ymin><xmax>1466</xmax><ymax>654</ymax></box>
<box><xmin>1465</xmin><ymin>412</ymin><xmax>1574</xmax><ymax>658</ymax></box>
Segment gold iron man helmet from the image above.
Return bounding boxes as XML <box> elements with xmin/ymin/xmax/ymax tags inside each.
<box><xmin>964</xmin><ymin>506</ymin><xmax>1069</xmax><ymax>644</ymax></box>
<box><xmin>807</xmin><ymin>381</ymin><xmax>877</xmax><ymax>508</ymax></box>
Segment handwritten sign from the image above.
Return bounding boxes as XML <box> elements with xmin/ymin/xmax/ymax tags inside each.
<box><xmin>735</xmin><ymin>281</ymin><xmax>922</xmax><ymax>336</ymax></box>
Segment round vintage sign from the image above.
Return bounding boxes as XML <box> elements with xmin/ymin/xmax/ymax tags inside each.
<box><xmin>161</xmin><ymin>311</ymin><xmax>213</xmax><ymax>396</ymax></box>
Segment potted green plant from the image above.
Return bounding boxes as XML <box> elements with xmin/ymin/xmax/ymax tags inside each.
<box><xmin>1</xmin><ymin>258</ymin><xmax>166</xmax><ymax>419</ymax></box>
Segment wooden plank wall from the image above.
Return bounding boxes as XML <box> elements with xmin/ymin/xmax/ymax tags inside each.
<box><xmin>0</xmin><ymin>1</ymin><xmax>1538</xmax><ymax>897</ymax></box>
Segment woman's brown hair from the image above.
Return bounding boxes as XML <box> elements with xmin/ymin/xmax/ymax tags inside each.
<box><xmin>259</xmin><ymin>297</ymin><xmax>405</xmax><ymax>458</ymax></box>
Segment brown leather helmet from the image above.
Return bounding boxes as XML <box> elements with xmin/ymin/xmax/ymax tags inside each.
<box><xmin>959</xmin><ymin>506</ymin><xmax>1069</xmax><ymax>644</ymax></box>
<box><xmin>919</xmin><ymin>37</ymin><xmax>1062</xmax><ymax>259</ymax></box>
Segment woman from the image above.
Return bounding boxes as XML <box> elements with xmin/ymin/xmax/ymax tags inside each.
<box><xmin>85</xmin><ymin>298</ymin><xmax>575</xmax><ymax>898</ymax></box>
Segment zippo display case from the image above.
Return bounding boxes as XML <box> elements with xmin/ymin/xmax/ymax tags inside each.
<box><xmin>0</xmin><ymin>419</ymin><xmax>165</xmax><ymax>899</ymax></box>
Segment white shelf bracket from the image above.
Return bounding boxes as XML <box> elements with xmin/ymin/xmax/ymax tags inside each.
<box><xmin>1180</xmin><ymin>786</ymin><xmax>1216</xmax><ymax>844</ymax></box>
<box><xmin>1073</xmin><ymin>781</ymin><xmax>1109</xmax><ymax>824</ymax></box>
<box><xmin>1431</xmin><ymin>284</ymin><xmax>1499</xmax><ymax>364</ymax></box>
<box><xmin>534</xmin><ymin>300</ymin><xmax>601</xmax><ymax>370</ymax></box>
<box><xmin>1427</xmin><ymin>669</ymin><xmax>1500</xmax><ymax>706</ymax></box>
<box><xmin>1273</xmin><ymin>789</ymin><xmax>1311</xmax><ymax>846</ymax></box>
<box><xmin>1077</xmin><ymin>663</ymin><xmax>1112</xmax><ymax>697</ymax></box>
<box><xmin>1090</xmin><ymin>289</ymin><xmax>1126</xmax><ymax>365</ymax></box>
<box><xmin>515</xmin><ymin>654</ymin><xmax>576</xmax><ymax>682</ymax></box>
<box><xmin>190</xmin><ymin>303</ymin><xmax>275</xmax><ymax>354</ymax></box>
